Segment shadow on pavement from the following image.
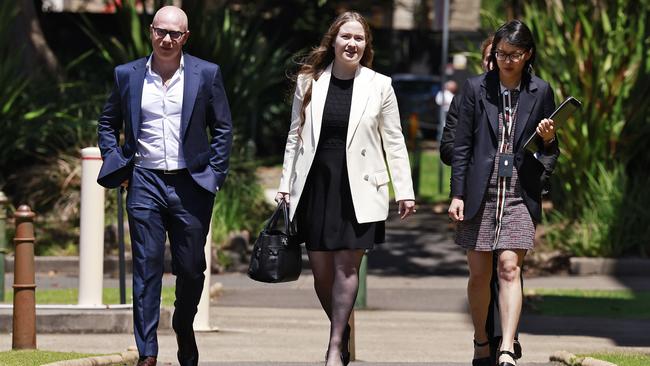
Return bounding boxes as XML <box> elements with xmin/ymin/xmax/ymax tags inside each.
<box><xmin>521</xmin><ymin>314</ymin><xmax>650</xmax><ymax>347</ymax></box>
<box><xmin>367</xmin><ymin>203</ymin><xmax>469</xmax><ymax>277</ymax></box>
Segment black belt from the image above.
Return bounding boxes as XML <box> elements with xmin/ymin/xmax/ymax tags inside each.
<box><xmin>144</xmin><ymin>167</ymin><xmax>186</xmax><ymax>175</ymax></box>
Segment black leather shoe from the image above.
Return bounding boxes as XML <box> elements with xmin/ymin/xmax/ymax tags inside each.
<box><xmin>498</xmin><ymin>350</ymin><xmax>517</xmax><ymax>366</ymax></box>
<box><xmin>137</xmin><ymin>356</ymin><xmax>157</xmax><ymax>366</ymax></box>
<box><xmin>472</xmin><ymin>339</ymin><xmax>491</xmax><ymax>366</ymax></box>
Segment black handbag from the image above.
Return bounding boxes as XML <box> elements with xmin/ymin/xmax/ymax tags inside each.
<box><xmin>248</xmin><ymin>199</ymin><xmax>302</xmax><ymax>283</ymax></box>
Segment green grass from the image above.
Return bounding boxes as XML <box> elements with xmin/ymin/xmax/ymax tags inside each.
<box><xmin>2</xmin><ymin>287</ymin><xmax>176</xmax><ymax>307</ymax></box>
<box><xmin>0</xmin><ymin>350</ymin><xmax>101</xmax><ymax>366</ymax></box>
<box><xmin>413</xmin><ymin>149</ymin><xmax>452</xmax><ymax>203</ymax></box>
<box><xmin>525</xmin><ymin>289</ymin><xmax>650</xmax><ymax>319</ymax></box>
<box><xmin>578</xmin><ymin>352</ymin><xmax>650</xmax><ymax>366</ymax></box>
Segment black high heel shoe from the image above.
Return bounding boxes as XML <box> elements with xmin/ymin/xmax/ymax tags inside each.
<box><xmin>341</xmin><ymin>324</ymin><xmax>351</xmax><ymax>366</ymax></box>
<box><xmin>513</xmin><ymin>338</ymin><xmax>522</xmax><ymax>360</ymax></box>
<box><xmin>493</xmin><ymin>336</ymin><xmax>522</xmax><ymax>359</ymax></box>
<box><xmin>498</xmin><ymin>350</ymin><xmax>517</xmax><ymax>366</ymax></box>
<box><xmin>472</xmin><ymin>339</ymin><xmax>491</xmax><ymax>366</ymax></box>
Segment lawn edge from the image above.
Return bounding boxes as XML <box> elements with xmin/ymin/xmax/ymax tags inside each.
<box><xmin>41</xmin><ymin>347</ymin><xmax>138</xmax><ymax>366</ymax></box>
<box><xmin>550</xmin><ymin>350</ymin><xmax>618</xmax><ymax>366</ymax></box>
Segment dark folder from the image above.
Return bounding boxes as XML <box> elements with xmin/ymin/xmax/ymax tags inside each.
<box><xmin>523</xmin><ymin>96</ymin><xmax>582</xmax><ymax>153</ymax></box>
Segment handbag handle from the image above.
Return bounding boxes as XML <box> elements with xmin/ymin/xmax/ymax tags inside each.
<box><xmin>265</xmin><ymin>199</ymin><xmax>292</xmax><ymax>235</ymax></box>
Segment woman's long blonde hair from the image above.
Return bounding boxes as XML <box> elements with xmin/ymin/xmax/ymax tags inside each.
<box><xmin>296</xmin><ymin>11</ymin><xmax>374</xmax><ymax>127</ymax></box>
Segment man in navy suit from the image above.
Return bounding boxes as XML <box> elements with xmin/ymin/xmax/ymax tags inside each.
<box><xmin>96</xmin><ymin>6</ymin><xmax>232</xmax><ymax>366</ymax></box>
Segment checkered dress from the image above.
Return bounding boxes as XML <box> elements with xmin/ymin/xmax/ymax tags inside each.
<box><xmin>455</xmin><ymin>89</ymin><xmax>536</xmax><ymax>252</ymax></box>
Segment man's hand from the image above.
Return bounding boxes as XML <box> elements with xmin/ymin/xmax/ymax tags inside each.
<box><xmin>398</xmin><ymin>200</ymin><xmax>416</xmax><ymax>220</ymax></box>
<box><xmin>448</xmin><ymin>196</ymin><xmax>464</xmax><ymax>222</ymax></box>
<box><xmin>121</xmin><ymin>180</ymin><xmax>129</xmax><ymax>189</ymax></box>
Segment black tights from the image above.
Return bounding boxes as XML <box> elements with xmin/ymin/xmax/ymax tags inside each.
<box><xmin>308</xmin><ymin>249</ymin><xmax>365</xmax><ymax>366</ymax></box>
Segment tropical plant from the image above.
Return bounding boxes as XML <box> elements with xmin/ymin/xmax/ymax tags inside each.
<box><xmin>0</xmin><ymin>1</ymin><xmax>41</xmax><ymax>184</ymax></box>
<box><xmin>0</xmin><ymin>0</ymin><xmax>103</xmax><ymax>191</ymax></box>
<box><xmin>211</xmin><ymin>140</ymin><xmax>273</xmax><ymax>246</ymax></box>
<box><xmin>523</xmin><ymin>0</ymin><xmax>650</xmax><ymax>256</ymax></box>
<box><xmin>523</xmin><ymin>0</ymin><xmax>650</xmax><ymax>213</ymax></box>
<box><xmin>545</xmin><ymin>163</ymin><xmax>650</xmax><ymax>257</ymax></box>
<box><xmin>183</xmin><ymin>4</ymin><xmax>293</xmax><ymax>154</ymax></box>
<box><xmin>77</xmin><ymin>0</ymin><xmax>153</xmax><ymax>68</ymax></box>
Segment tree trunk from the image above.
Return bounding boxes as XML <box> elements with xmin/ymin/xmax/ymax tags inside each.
<box><xmin>14</xmin><ymin>0</ymin><xmax>62</xmax><ymax>80</ymax></box>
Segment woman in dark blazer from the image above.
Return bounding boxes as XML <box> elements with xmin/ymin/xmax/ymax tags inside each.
<box><xmin>448</xmin><ymin>20</ymin><xmax>559</xmax><ymax>366</ymax></box>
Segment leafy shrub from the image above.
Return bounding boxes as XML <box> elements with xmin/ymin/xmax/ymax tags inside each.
<box><xmin>546</xmin><ymin>164</ymin><xmax>650</xmax><ymax>257</ymax></box>
<box><xmin>525</xmin><ymin>0</ymin><xmax>649</xmax><ymax>210</ymax></box>
<box><xmin>522</xmin><ymin>0</ymin><xmax>650</xmax><ymax>257</ymax></box>
<box><xmin>211</xmin><ymin>141</ymin><xmax>273</xmax><ymax>246</ymax></box>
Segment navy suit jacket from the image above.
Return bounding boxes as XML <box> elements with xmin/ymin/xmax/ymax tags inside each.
<box><xmin>451</xmin><ymin>70</ymin><xmax>559</xmax><ymax>223</ymax></box>
<box><xmin>96</xmin><ymin>53</ymin><xmax>233</xmax><ymax>193</ymax></box>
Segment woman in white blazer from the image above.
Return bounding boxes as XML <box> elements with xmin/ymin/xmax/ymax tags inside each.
<box><xmin>276</xmin><ymin>11</ymin><xmax>415</xmax><ymax>366</ymax></box>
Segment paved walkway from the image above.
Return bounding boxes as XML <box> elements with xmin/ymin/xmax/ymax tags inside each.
<box><xmin>2</xmin><ymin>204</ymin><xmax>649</xmax><ymax>364</ymax></box>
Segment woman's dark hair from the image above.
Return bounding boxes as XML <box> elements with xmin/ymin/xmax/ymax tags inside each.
<box><xmin>489</xmin><ymin>19</ymin><xmax>536</xmax><ymax>75</ymax></box>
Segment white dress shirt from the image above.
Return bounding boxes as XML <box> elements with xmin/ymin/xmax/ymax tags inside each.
<box><xmin>134</xmin><ymin>54</ymin><xmax>186</xmax><ymax>170</ymax></box>
<box><xmin>499</xmin><ymin>81</ymin><xmax>521</xmax><ymax>93</ymax></box>
<box><xmin>435</xmin><ymin>89</ymin><xmax>455</xmax><ymax>113</ymax></box>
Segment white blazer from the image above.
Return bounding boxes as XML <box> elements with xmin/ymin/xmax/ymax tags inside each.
<box><xmin>278</xmin><ymin>64</ymin><xmax>415</xmax><ymax>223</ymax></box>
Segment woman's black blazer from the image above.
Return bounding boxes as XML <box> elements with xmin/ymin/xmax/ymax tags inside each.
<box><xmin>451</xmin><ymin>70</ymin><xmax>560</xmax><ymax>223</ymax></box>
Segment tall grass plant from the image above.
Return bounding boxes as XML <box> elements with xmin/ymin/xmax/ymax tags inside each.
<box><xmin>522</xmin><ymin>0</ymin><xmax>650</xmax><ymax>256</ymax></box>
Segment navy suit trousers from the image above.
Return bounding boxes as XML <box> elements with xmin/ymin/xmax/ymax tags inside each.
<box><xmin>126</xmin><ymin>166</ymin><xmax>214</xmax><ymax>364</ymax></box>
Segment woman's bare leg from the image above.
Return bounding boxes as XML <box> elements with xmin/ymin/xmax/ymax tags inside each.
<box><xmin>467</xmin><ymin>250</ymin><xmax>494</xmax><ymax>359</ymax></box>
<box><xmin>497</xmin><ymin>249</ymin><xmax>526</xmax><ymax>364</ymax></box>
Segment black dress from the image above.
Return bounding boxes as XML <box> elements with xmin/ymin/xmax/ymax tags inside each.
<box><xmin>296</xmin><ymin>75</ymin><xmax>385</xmax><ymax>251</ymax></box>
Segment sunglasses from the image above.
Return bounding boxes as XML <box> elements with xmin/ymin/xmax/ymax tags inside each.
<box><xmin>152</xmin><ymin>27</ymin><xmax>186</xmax><ymax>41</ymax></box>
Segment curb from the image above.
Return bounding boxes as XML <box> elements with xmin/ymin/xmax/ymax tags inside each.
<box><xmin>42</xmin><ymin>347</ymin><xmax>138</xmax><ymax>366</ymax></box>
<box><xmin>0</xmin><ymin>307</ymin><xmax>172</xmax><ymax>333</ymax></box>
<box><xmin>569</xmin><ymin>257</ymin><xmax>650</xmax><ymax>276</ymax></box>
<box><xmin>550</xmin><ymin>350</ymin><xmax>617</xmax><ymax>366</ymax></box>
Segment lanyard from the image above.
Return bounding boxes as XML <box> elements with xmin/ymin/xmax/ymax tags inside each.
<box><xmin>499</xmin><ymin>90</ymin><xmax>518</xmax><ymax>153</ymax></box>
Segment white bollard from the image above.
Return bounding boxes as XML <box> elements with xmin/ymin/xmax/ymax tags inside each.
<box><xmin>193</xmin><ymin>219</ymin><xmax>216</xmax><ymax>331</ymax></box>
<box><xmin>78</xmin><ymin>147</ymin><xmax>105</xmax><ymax>306</ymax></box>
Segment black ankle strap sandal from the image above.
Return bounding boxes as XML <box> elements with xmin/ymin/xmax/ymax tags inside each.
<box><xmin>498</xmin><ymin>350</ymin><xmax>517</xmax><ymax>366</ymax></box>
<box><xmin>472</xmin><ymin>340</ymin><xmax>491</xmax><ymax>366</ymax></box>
<box><xmin>495</xmin><ymin>336</ymin><xmax>523</xmax><ymax>359</ymax></box>
<box><xmin>473</xmin><ymin>339</ymin><xmax>489</xmax><ymax>347</ymax></box>
<box><xmin>513</xmin><ymin>338</ymin><xmax>522</xmax><ymax>359</ymax></box>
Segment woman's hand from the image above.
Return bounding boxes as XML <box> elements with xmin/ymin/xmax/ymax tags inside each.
<box><xmin>275</xmin><ymin>192</ymin><xmax>290</xmax><ymax>204</ymax></box>
<box><xmin>398</xmin><ymin>200</ymin><xmax>416</xmax><ymax>219</ymax></box>
<box><xmin>448</xmin><ymin>196</ymin><xmax>464</xmax><ymax>222</ymax></box>
<box><xmin>536</xmin><ymin>118</ymin><xmax>556</xmax><ymax>143</ymax></box>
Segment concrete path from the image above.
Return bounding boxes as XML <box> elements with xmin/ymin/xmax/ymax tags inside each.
<box><xmin>1</xmin><ymin>302</ymin><xmax>644</xmax><ymax>364</ymax></box>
